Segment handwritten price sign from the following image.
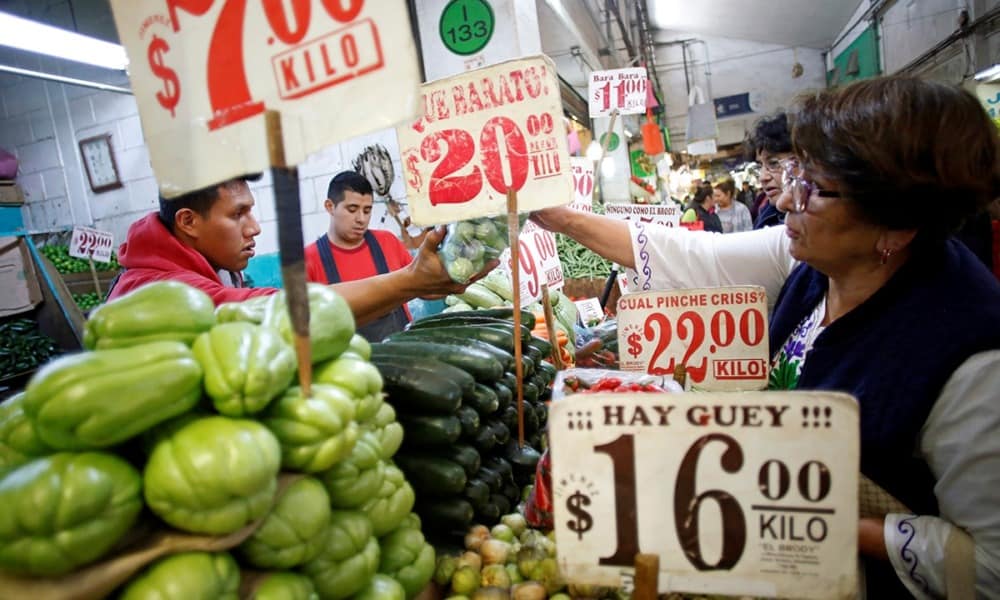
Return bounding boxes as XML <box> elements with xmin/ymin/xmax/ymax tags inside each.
<box><xmin>604</xmin><ymin>203</ymin><xmax>681</xmax><ymax>228</ymax></box>
<box><xmin>551</xmin><ymin>391</ymin><xmax>859</xmax><ymax>598</ymax></box>
<box><xmin>397</xmin><ymin>56</ymin><xmax>573</xmax><ymax>225</ymax></box>
<box><xmin>110</xmin><ymin>0</ymin><xmax>420</xmax><ymax>196</ymax></box>
<box><xmin>589</xmin><ymin>67</ymin><xmax>648</xmax><ymax>118</ymax></box>
<box><xmin>617</xmin><ymin>287</ymin><xmax>769</xmax><ymax>391</ymax></box>
<box><xmin>69</xmin><ymin>226</ymin><xmax>114</xmax><ymax>263</ymax></box>
<box><xmin>570</xmin><ymin>157</ymin><xmax>594</xmax><ymax>213</ymax></box>
<box><xmin>500</xmin><ymin>221</ymin><xmax>565</xmax><ymax>306</ymax></box>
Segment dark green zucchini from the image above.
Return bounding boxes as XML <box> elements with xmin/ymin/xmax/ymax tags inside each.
<box><xmin>503</xmin><ymin>440</ymin><xmax>542</xmax><ymax>476</ymax></box>
<box><xmin>397</xmin><ymin>414</ymin><xmax>461</xmax><ymax>447</ymax></box>
<box><xmin>501</xmin><ymin>482</ymin><xmax>521</xmax><ymax>504</ymax></box>
<box><xmin>500</xmin><ymin>404</ymin><xmax>518</xmax><ymax>431</ymax></box>
<box><xmin>395</xmin><ymin>454</ymin><xmax>467</xmax><ymax>495</ymax></box>
<box><xmin>500</xmin><ymin>372</ymin><xmax>517</xmax><ymax>392</ymax></box>
<box><xmin>536</xmin><ymin>361</ymin><xmax>556</xmax><ymax>385</ymax></box>
<box><xmin>417</xmin><ymin>498</ymin><xmax>474</xmax><ymax>531</ymax></box>
<box><xmin>490</xmin><ymin>494</ymin><xmax>511</xmax><ymax>516</ymax></box>
<box><xmin>471</xmin><ymin>425</ymin><xmax>496</xmax><ymax>453</ymax></box>
<box><xmin>411</xmin><ymin>308</ymin><xmax>536</xmax><ymax>330</ymax></box>
<box><xmin>463</xmin><ymin>479</ymin><xmax>491</xmax><ymax>511</ymax></box>
<box><xmin>373</xmin><ymin>362</ymin><xmax>462</xmax><ymax>415</ymax></box>
<box><xmin>523</xmin><ymin>381</ymin><xmax>539</xmax><ymax>403</ymax></box>
<box><xmin>387</xmin><ymin>331</ymin><xmax>515</xmax><ymax>371</ymax></box>
<box><xmin>521</xmin><ymin>355</ymin><xmax>535</xmax><ymax>378</ymax></box>
<box><xmin>434</xmin><ymin>444</ymin><xmax>481</xmax><ymax>477</ymax></box>
<box><xmin>475</xmin><ymin>466</ymin><xmax>503</xmax><ymax>492</ymax></box>
<box><xmin>372</xmin><ymin>341</ymin><xmax>503</xmax><ymax>383</ymax></box>
<box><xmin>527</xmin><ymin>335</ymin><xmax>553</xmax><ymax>358</ymax></box>
<box><xmin>456</xmin><ymin>405</ymin><xmax>480</xmax><ymax>438</ymax></box>
<box><xmin>395</xmin><ymin>325</ymin><xmax>518</xmax><ymax>354</ymax></box>
<box><xmin>482</xmin><ymin>456</ymin><xmax>513</xmax><ymax>481</ymax></box>
<box><xmin>492</xmin><ymin>383</ymin><xmax>512</xmax><ymax>410</ymax></box>
<box><xmin>466</xmin><ymin>384</ymin><xmax>499</xmax><ymax>415</ymax></box>
<box><xmin>523</xmin><ymin>343</ymin><xmax>542</xmax><ymax>366</ymax></box>
<box><xmin>488</xmin><ymin>420</ymin><xmax>510</xmax><ymax>445</ymax></box>
<box><xmin>475</xmin><ymin>503</ymin><xmax>501</xmax><ymax>525</ymax></box>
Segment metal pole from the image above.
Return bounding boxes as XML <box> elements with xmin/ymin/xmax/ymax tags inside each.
<box><xmin>0</xmin><ymin>64</ymin><xmax>132</xmax><ymax>94</ymax></box>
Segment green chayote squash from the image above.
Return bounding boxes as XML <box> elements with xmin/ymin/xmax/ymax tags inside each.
<box><xmin>366</xmin><ymin>402</ymin><xmax>403</xmax><ymax>460</ymax></box>
<box><xmin>347</xmin><ymin>333</ymin><xmax>372</xmax><ymax>360</ymax></box>
<box><xmin>0</xmin><ymin>392</ymin><xmax>49</xmax><ymax>473</ymax></box>
<box><xmin>396</xmin><ymin>512</ymin><xmax>422</xmax><ymax>532</ymax></box>
<box><xmin>320</xmin><ymin>431</ymin><xmax>386</xmax><ymax>509</ymax></box>
<box><xmin>193</xmin><ymin>322</ymin><xmax>297</xmax><ymax>416</ymax></box>
<box><xmin>23</xmin><ymin>341</ymin><xmax>203</xmax><ymax>450</ymax></box>
<box><xmin>0</xmin><ymin>452</ymin><xmax>141</xmax><ymax>576</ymax></box>
<box><xmin>144</xmin><ymin>416</ymin><xmax>280</xmax><ymax>535</ymax></box>
<box><xmin>378</xmin><ymin>527</ymin><xmax>436</xmax><ymax>599</ymax></box>
<box><xmin>361</xmin><ymin>463</ymin><xmax>415</xmax><ymax>537</ymax></box>
<box><xmin>83</xmin><ymin>281</ymin><xmax>215</xmax><ymax>349</ymax></box>
<box><xmin>119</xmin><ymin>551</ymin><xmax>240</xmax><ymax>600</ymax></box>
<box><xmin>261</xmin><ymin>384</ymin><xmax>359</xmax><ymax>473</ymax></box>
<box><xmin>215</xmin><ymin>294</ymin><xmax>271</xmax><ymax>325</ymax></box>
<box><xmin>261</xmin><ymin>284</ymin><xmax>355</xmax><ymax>364</ymax></box>
<box><xmin>239</xmin><ymin>476</ymin><xmax>331</xmax><ymax>569</ymax></box>
<box><xmin>253</xmin><ymin>572</ymin><xmax>319</xmax><ymax>600</ymax></box>
<box><xmin>355</xmin><ymin>574</ymin><xmax>406</xmax><ymax>600</ymax></box>
<box><xmin>314</xmin><ymin>354</ymin><xmax>383</xmax><ymax>423</ymax></box>
<box><xmin>300</xmin><ymin>510</ymin><xmax>380</xmax><ymax>600</ymax></box>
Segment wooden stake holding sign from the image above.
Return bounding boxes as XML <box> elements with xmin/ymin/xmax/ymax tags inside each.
<box><xmin>506</xmin><ymin>189</ymin><xmax>526</xmax><ymax>447</ymax></box>
<box><xmin>540</xmin><ymin>285</ymin><xmax>565</xmax><ymax>370</ymax></box>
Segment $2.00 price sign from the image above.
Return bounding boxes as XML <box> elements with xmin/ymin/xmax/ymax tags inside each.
<box><xmin>618</xmin><ymin>287</ymin><xmax>769</xmax><ymax>391</ymax></box>
<box><xmin>397</xmin><ymin>55</ymin><xmax>573</xmax><ymax>226</ymax></box>
<box><xmin>588</xmin><ymin>67</ymin><xmax>648</xmax><ymax>118</ymax></box>
<box><xmin>551</xmin><ymin>391</ymin><xmax>859</xmax><ymax>599</ymax></box>
<box><xmin>500</xmin><ymin>220</ymin><xmax>564</xmax><ymax>306</ymax></box>
<box><xmin>110</xmin><ymin>1</ymin><xmax>420</xmax><ymax>196</ymax></box>
<box><xmin>69</xmin><ymin>226</ymin><xmax>114</xmax><ymax>264</ymax></box>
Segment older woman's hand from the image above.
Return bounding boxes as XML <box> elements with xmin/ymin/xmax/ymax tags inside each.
<box><xmin>529</xmin><ymin>205</ymin><xmax>576</xmax><ymax>234</ymax></box>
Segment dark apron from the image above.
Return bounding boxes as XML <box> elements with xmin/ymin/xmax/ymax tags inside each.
<box><xmin>316</xmin><ymin>231</ymin><xmax>409</xmax><ymax>343</ymax></box>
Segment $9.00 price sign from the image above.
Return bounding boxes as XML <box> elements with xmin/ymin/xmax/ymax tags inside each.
<box><xmin>618</xmin><ymin>287</ymin><xmax>769</xmax><ymax>391</ymax></box>
<box><xmin>110</xmin><ymin>1</ymin><xmax>420</xmax><ymax>196</ymax></box>
<box><xmin>397</xmin><ymin>55</ymin><xmax>573</xmax><ymax>226</ymax></box>
<box><xmin>588</xmin><ymin>67</ymin><xmax>648</xmax><ymax>118</ymax></box>
<box><xmin>69</xmin><ymin>226</ymin><xmax>114</xmax><ymax>264</ymax></box>
<box><xmin>500</xmin><ymin>220</ymin><xmax>564</xmax><ymax>306</ymax></box>
<box><xmin>569</xmin><ymin>157</ymin><xmax>594</xmax><ymax>213</ymax></box>
<box><xmin>551</xmin><ymin>391</ymin><xmax>859</xmax><ymax>599</ymax></box>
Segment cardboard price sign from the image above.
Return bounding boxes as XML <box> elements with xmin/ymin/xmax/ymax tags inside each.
<box><xmin>570</xmin><ymin>157</ymin><xmax>594</xmax><ymax>213</ymax></box>
<box><xmin>617</xmin><ymin>287</ymin><xmax>769</xmax><ymax>391</ymax></box>
<box><xmin>110</xmin><ymin>1</ymin><xmax>421</xmax><ymax>196</ymax></box>
<box><xmin>589</xmin><ymin>67</ymin><xmax>648</xmax><ymax>117</ymax></box>
<box><xmin>575</xmin><ymin>297</ymin><xmax>604</xmax><ymax>326</ymax></box>
<box><xmin>500</xmin><ymin>221</ymin><xmax>564</xmax><ymax>306</ymax></box>
<box><xmin>604</xmin><ymin>203</ymin><xmax>681</xmax><ymax>228</ymax></box>
<box><xmin>397</xmin><ymin>55</ymin><xmax>573</xmax><ymax>225</ymax></box>
<box><xmin>551</xmin><ymin>391</ymin><xmax>859</xmax><ymax>599</ymax></box>
<box><xmin>69</xmin><ymin>226</ymin><xmax>114</xmax><ymax>263</ymax></box>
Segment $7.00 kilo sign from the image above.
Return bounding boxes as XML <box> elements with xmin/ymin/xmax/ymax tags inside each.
<box><xmin>110</xmin><ymin>0</ymin><xmax>420</xmax><ymax>196</ymax></box>
<box><xmin>397</xmin><ymin>55</ymin><xmax>573</xmax><ymax>226</ymax></box>
<box><xmin>617</xmin><ymin>286</ymin><xmax>769</xmax><ymax>391</ymax></box>
<box><xmin>550</xmin><ymin>391</ymin><xmax>859</xmax><ymax>599</ymax></box>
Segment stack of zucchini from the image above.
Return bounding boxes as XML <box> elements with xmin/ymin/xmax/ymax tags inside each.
<box><xmin>371</xmin><ymin>309</ymin><xmax>553</xmax><ymax>538</ymax></box>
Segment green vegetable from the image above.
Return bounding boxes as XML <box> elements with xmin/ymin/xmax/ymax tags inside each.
<box><xmin>0</xmin><ymin>319</ymin><xmax>58</xmax><ymax>378</ymax></box>
<box><xmin>433</xmin><ymin>444</ymin><xmax>481</xmax><ymax>477</ymax></box>
<box><xmin>261</xmin><ymin>384</ymin><xmax>359</xmax><ymax>473</ymax></box>
<box><xmin>446</xmin><ymin>258</ymin><xmax>477</xmax><ymax>285</ymax></box>
<box><xmin>456</xmin><ymin>284</ymin><xmax>505</xmax><ymax>309</ymax></box>
<box><xmin>119</xmin><ymin>552</ymin><xmax>240</xmax><ymax>600</ymax></box>
<box><xmin>0</xmin><ymin>452</ymin><xmax>141</xmax><ymax>576</ymax></box>
<box><xmin>254</xmin><ymin>572</ymin><xmax>319</xmax><ymax>600</ymax></box>
<box><xmin>355</xmin><ymin>574</ymin><xmax>406</xmax><ymax>600</ymax></box>
<box><xmin>372</xmin><ymin>360</ymin><xmax>463</xmax><ymax>415</ymax></box>
<box><xmin>23</xmin><ymin>341</ymin><xmax>203</xmax><ymax>450</ymax></box>
<box><xmin>314</xmin><ymin>354</ymin><xmax>384</xmax><ymax>423</ymax></box>
<box><xmin>456</xmin><ymin>406</ymin><xmax>481</xmax><ymax>438</ymax></box>
<box><xmin>466</xmin><ymin>384</ymin><xmax>499</xmax><ymax>415</ymax></box>
<box><xmin>321</xmin><ymin>432</ymin><xmax>386</xmax><ymax>508</ymax></box>
<box><xmin>410</xmin><ymin>308</ymin><xmax>535</xmax><ymax>330</ymax></box>
<box><xmin>397</xmin><ymin>414</ymin><xmax>461</xmax><ymax>447</ymax></box>
<box><xmin>261</xmin><ymin>284</ymin><xmax>355</xmax><ymax>363</ymax></box>
<box><xmin>394</xmin><ymin>454</ymin><xmax>467</xmax><ymax>496</ymax></box>
<box><xmin>216</xmin><ymin>294</ymin><xmax>270</xmax><ymax>324</ymax></box>
<box><xmin>415</xmin><ymin>498</ymin><xmax>474</xmax><ymax>532</ymax></box>
<box><xmin>371</xmin><ymin>341</ymin><xmax>504</xmax><ymax>383</ymax></box>
<box><xmin>144</xmin><ymin>416</ymin><xmax>280</xmax><ymax>534</ymax></box>
<box><xmin>479</xmin><ymin>270</ymin><xmax>514</xmax><ymax>302</ymax></box>
<box><xmin>84</xmin><ymin>281</ymin><xmax>215</xmax><ymax>350</ymax></box>
<box><xmin>361</xmin><ymin>463</ymin><xmax>415</xmax><ymax>536</ymax></box>
<box><xmin>378</xmin><ymin>527</ymin><xmax>436</xmax><ymax>598</ymax></box>
<box><xmin>300</xmin><ymin>510</ymin><xmax>380</xmax><ymax>600</ymax></box>
<box><xmin>348</xmin><ymin>333</ymin><xmax>372</xmax><ymax>360</ymax></box>
<box><xmin>0</xmin><ymin>393</ymin><xmax>49</xmax><ymax>472</ymax></box>
<box><xmin>451</xmin><ymin>565</ymin><xmax>481</xmax><ymax>596</ymax></box>
<box><xmin>239</xmin><ymin>476</ymin><xmax>331</xmax><ymax>569</ymax></box>
<box><xmin>463</xmin><ymin>479</ymin><xmax>490</xmax><ymax>511</ymax></box>
<box><xmin>193</xmin><ymin>322</ymin><xmax>296</xmax><ymax>417</ymax></box>
<box><xmin>397</xmin><ymin>512</ymin><xmax>422</xmax><ymax>531</ymax></box>
<box><xmin>366</xmin><ymin>401</ymin><xmax>404</xmax><ymax>459</ymax></box>
<box><xmin>434</xmin><ymin>554</ymin><xmax>459</xmax><ymax>586</ymax></box>
<box><xmin>387</xmin><ymin>331</ymin><xmax>515</xmax><ymax>371</ymax></box>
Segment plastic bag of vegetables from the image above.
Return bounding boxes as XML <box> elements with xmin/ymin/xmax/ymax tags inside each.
<box><xmin>439</xmin><ymin>215</ymin><xmax>525</xmax><ymax>283</ymax></box>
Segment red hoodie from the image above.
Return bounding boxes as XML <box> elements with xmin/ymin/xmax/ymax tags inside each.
<box><xmin>109</xmin><ymin>212</ymin><xmax>277</xmax><ymax>305</ymax></box>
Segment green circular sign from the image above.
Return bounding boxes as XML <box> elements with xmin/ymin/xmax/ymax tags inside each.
<box><xmin>439</xmin><ymin>0</ymin><xmax>495</xmax><ymax>56</ymax></box>
<box><xmin>600</xmin><ymin>132</ymin><xmax>621</xmax><ymax>152</ymax></box>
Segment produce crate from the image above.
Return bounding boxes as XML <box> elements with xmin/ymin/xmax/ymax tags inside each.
<box><xmin>562</xmin><ymin>277</ymin><xmax>607</xmax><ymax>300</ymax></box>
<box><xmin>61</xmin><ymin>269</ymin><xmax>119</xmax><ymax>296</ymax></box>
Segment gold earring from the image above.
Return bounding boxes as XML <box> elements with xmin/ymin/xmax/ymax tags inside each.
<box><xmin>880</xmin><ymin>248</ymin><xmax>893</xmax><ymax>265</ymax></box>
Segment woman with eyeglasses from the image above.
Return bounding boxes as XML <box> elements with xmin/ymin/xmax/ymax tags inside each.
<box><xmin>747</xmin><ymin>112</ymin><xmax>794</xmax><ymax>229</ymax></box>
<box><xmin>531</xmin><ymin>76</ymin><xmax>1000</xmax><ymax>598</ymax></box>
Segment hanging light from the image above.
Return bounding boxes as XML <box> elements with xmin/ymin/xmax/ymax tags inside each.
<box><xmin>601</xmin><ymin>157</ymin><xmax>616</xmax><ymax>178</ymax></box>
<box><xmin>585</xmin><ymin>140</ymin><xmax>603</xmax><ymax>161</ymax></box>
<box><xmin>0</xmin><ymin>11</ymin><xmax>128</xmax><ymax>70</ymax></box>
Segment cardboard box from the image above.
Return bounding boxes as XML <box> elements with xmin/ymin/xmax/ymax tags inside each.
<box><xmin>0</xmin><ymin>182</ymin><xmax>24</xmax><ymax>206</ymax></box>
<box><xmin>0</xmin><ymin>236</ymin><xmax>43</xmax><ymax>317</ymax></box>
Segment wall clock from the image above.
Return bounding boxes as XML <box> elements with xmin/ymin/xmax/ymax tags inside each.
<box><xmin>79</xmin><ymin>134</ymin><xmax>123</xmax><ymax>193</ymax></box>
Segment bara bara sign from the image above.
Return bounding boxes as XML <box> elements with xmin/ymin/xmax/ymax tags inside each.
<box><xmin>397</xmin><ymin>55</ymin><xmax>573</xmax><ymax>225</ymax></box>
<box><xmin>110</xmin><ymin>0</ymin><xmax>421</xmax><ymax>196</ymax></box>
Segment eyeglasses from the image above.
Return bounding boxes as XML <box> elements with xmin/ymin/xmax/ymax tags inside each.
<box><xmin>780</xmin><ymin>159</ymin><xmax>841</xmax><ymax>212</ymax></box>
<box><xmin>760</xmin><ymin>158</ymin><xmax>786</xmax><ymax>175</ymax></box>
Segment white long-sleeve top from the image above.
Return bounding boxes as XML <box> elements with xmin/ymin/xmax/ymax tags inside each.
<box><xmin>624</xmin><ymin>221</ymin><xmax>1000</xmax><ymax>598</ymax></box>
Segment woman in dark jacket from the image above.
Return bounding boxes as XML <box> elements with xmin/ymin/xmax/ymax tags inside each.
<box><xmin>681</xmin><ymin>184</ymin><xmax>723</xmax><ymax>232</ymax></box>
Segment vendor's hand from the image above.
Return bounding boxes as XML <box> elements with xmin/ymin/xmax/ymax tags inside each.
<box><xmin>529</xmin><ymin>205</ymin><xmax>576</xmax><ymax>234</ymax></box>
<box><xmin>407</xmin><ymin>227</ymin><xmax>499</xmax><ymax>300</ymax></box>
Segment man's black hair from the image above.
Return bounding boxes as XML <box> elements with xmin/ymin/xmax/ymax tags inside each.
<box><xmin>744</xmin><ymin>112</ymin><xmax>792</xmax><ymax>160</ymax></box>
<box><xmin>158</xmin><ymin>173</ymin><xmax>261</xmax><ymax>232</ymax></box>
<box><xmin>327</xmin><ymin>171</ymin><xmax>373</xmax><ymax>205</ymax></box>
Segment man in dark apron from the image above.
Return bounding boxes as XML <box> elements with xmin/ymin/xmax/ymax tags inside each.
<box><xmin>305</xmin><ymin>171</ymin><xmax>413</xmax><ymax>342</ymax></box>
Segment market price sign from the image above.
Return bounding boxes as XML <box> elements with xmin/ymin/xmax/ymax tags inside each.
<box><xmin>588</xmin><ymin>67</ymin><xmax>648</xmax><ymax>118</ymax></box>
<box><xmin>110</xmin><ymin>0</ymin><xmax>421</xmax><ymax>196</ymax></box>
<box><xmin>605</xmin><ymin>203</ymin><xmax>682</xmax><ymax>228</ymax></box>
<box><xmin>551</xmin><ymin>391</ymin><xmax>859</xmax><ymax>599</ymax></box>
<box><xmin>575</xmin><ymin>297</ymin><xmax>604</xmax><ymax>326</ymax></box>
<box><xmin>69</xmin><ymin>226</ymin><xmax>114</xmax><ymax>263</ymax></box>
<box><xmin>398</xmin><ymin>55</ymin><xmax>573</xmax><ymax>225</ymax></box>
<box><xmin>570</xmin><ymin>157</ymin><xmax>594</xmax><ymax>213</ymax></box>
<box><xmin>617</xmin><ymin>287</ymin><xmax>769</xmax><ymax>391</ymax></box>
<box><xmin>500</xmin><ymin>220</ymin><xmax>564</xmax><ymax>306</ymax></box>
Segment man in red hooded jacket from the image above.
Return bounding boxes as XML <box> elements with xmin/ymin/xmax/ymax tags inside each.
<box><xmin>109</xmin><ymin>176</ymin><xmax>491</xmax><ymax>325</ymax></box>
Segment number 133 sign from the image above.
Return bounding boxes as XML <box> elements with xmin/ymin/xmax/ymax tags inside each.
<box><xmin>397</xmin><ymin>55</ymin><xmax>573</xmax><ymax>226</ymax></box>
